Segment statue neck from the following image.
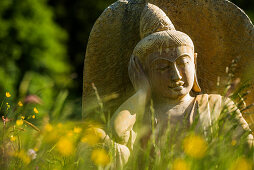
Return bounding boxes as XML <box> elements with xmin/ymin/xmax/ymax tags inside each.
<box><xmin>153</xmin><ymin>93</ymin><xmax>194</xmax><ymax>109</ymax></box>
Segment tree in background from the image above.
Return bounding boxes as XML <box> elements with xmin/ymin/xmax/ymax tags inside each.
<box><xmin>0</xmin><ymin>0</ymin><xmax>73</xmax><ymax>117</ymax></box>
<box><xmin>48</xmin><ymin>0</ymin><xmax>115</xmax><ymax>97</ymax></box>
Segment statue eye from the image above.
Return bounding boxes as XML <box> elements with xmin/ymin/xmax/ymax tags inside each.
<box><xmin>156</xmin><ymin>65</ymin><xmax>170</xmax><ymax>71</ymax></box>
<box><xmin>177</xmin><ymin>56</ymin><xmax>190</xmax><ymax>65</ymax></box>
<box><xmin>152</xmin><ymin>61</ymin><xmax>170</xmax><ymax>71</ymax></box>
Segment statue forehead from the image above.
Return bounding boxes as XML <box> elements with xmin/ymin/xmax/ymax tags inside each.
<box><xmin>147</xmin><ymin>46</ymin><xmax>194</xmax><ymax>63</ymax></box>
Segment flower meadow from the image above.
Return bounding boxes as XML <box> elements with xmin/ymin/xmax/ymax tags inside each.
<box><xmin>0</xmin><ymin>90</ymin><xmax>253</xmax><ymax>170</ymax></box>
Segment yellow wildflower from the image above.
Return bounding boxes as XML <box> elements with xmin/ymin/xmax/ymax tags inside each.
<box><xmin>16</xmin><ymin>119</ymin><xmax>23</xmax><ymax>126</ymax></box>
<box><xmin>81</xmin><ymin>127</ymin><xmax>105</xmax><ymax>146</ymax></box>
<box><xmin>33</xmin><ymin>107</ymin><xmax>39</xmax><ymax>114</ymax></box>
<box><xmin>73</xmin><ymin>127</ymin><xmax>82</xmax><ymax>134</ymax></box>
<box><xmin>91</xmin><ymin>149</ymin><xmax>110</xmax><ymax>166</ymax></box>
<box><xmin>21</xmin><ymin>116</ymin><xmax>25</xmax><ymax>120</ymax></box>
<box><xmin>32</xmin><ymin>115</ymin><xmax>35</xmax><ymax>119</ymax></box>
<box><xmin>56</xmin><ymin>137</ymin><xmax>74</xmax><ymax>156</ymax></box>
<box><xmin>172</xmin><ymin>158</ymin><xmax>190</xmax><ymax>170</ymax></box>
<box><xmin>18</xmin><ymin>101</ymin><xmax>23</xmax><ymax>107</ymax></box>
<box><xmin>44</xmin><ymin>130</ymin><xmax>58</xmax><ymax>143</ymax></box>
<box><xmin>231</xmin><ymin>140</ymin><xmax>237</xmax><ymax>146</ymax></box>
<box><xmin>57</xmin><ymin>123</ymin><xmax>63</xmax><ymax>128</ymax></box>
<box><xmin>81</xmin><ymin>134</ymin><xmax>99</xmax><ymax>146</ymax></box>
<box><xmin>6</xmin><ymin>103</ymin><xmax>10</xmax><ymax>109</ymax></box>
<box><xmin>10</xmin><ymin>135</ymin><xmax>16</xmax><ymax>142</ymax></box>
<box><xmin>67</xmin><ymin>131</ymin><xmax>73</xmax><ymax>137</ymax></box>
<box><xmin>15</xmin><ymin>150</ymin><xmax>31</xmax><ymax>165</ymax></box>
<box><xmin>183</xmin><ymin>134</ymin><xmax>207</xmax><ymax>159</ymax></box>
<box><xmin>230</xmin><ymin>157</ymin><xmax>252</xmax><ymax>170</ymax></box>
<box><xmin>44</xmin><ymin>124</ymin><xmax>53</xmax><ymax>132</ymax></box>
<box><xmin>5</xmin><ymin>92</ymin><xmax>11</xmax><ymax>98</ymax></box>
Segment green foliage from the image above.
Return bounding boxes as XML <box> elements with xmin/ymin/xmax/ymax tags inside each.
<box><xmin>0</xmin><ymin>0</ymin><xmax>72</xmax><ymax>115</ymax></box>
<box><xmin>48</xmin><ymin>0</ymin><xmax>115</xmax><ymax>96</ymax></box>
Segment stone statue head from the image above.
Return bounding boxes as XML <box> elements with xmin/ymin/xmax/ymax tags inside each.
<box><xmin>128</xmin><ymin>3</ymin><xmax>201</xmax><ymax>100</ymax></box>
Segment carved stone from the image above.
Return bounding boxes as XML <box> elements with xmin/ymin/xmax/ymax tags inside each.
<box><xmin>83</xmin><ymin>1</ymin><xmax>254</xmax><ymax>166</ymax></box>
<box><xmin>83</xmin><ymin>0</ymin><xmax>254</xmax><ymax>125</ymax></box>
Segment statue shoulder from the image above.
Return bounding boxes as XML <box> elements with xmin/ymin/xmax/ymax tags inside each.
<box><xmin>196</xmin><ymin>93</ymin><xmax>222</xmax><ymax>100</ymax></box>
<box><xmin>196</xmin><ymin>94</ymin><xmax>223</xmax><ymax>107</ymax></box>
<box><xmin>196</xmin><ymin>93</ymin><xmax>237</xmax><ymax>111</ymax></box>
<box><xmin>195</xmin><ymin>94</ymin><xmax>225</xmax><ymax>122</ymax></box>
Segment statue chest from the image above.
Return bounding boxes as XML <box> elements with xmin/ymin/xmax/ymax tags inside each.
<box><xmin>154</xmin><ymin>102</ymin><xmax>194</xmax><ymax>128</ymax></box>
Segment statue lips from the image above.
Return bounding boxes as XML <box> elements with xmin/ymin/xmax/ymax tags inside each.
<box><xmin>168</xmin><ymin>81</ymin><xmax>185</xmax><ymax>91</ymax></box>
<box><xmin>172</xmin><ymin>86</ymin><xmax>184</xmax><ymax>91</ymax></box>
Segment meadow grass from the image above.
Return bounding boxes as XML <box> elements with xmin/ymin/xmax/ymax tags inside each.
<box><xmin>0</xmin><ymin>80</ymin><xmax>254</xmax><ymax>170</ymax></box>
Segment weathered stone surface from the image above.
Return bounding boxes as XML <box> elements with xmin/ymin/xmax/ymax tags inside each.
<box><xmin>83</xmin><ymin>0</ymin><xmax>146</xmax><ymax>118</ymax></box>
<box><xmin>83</xmin><ymin>0</ymin><xmax>254</xmax><ymax>124</ymax></box>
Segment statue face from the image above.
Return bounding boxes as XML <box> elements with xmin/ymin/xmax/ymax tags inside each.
<box><xmin>146</xmin><ymin>46</ymin><xmax>195</xmax><ymax>99</ymax></box>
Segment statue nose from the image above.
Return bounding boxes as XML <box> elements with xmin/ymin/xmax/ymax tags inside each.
<box><xmin>171</xmin><ymin>63</ymin><xmax>182</xmax><ymax>81</ymax></box>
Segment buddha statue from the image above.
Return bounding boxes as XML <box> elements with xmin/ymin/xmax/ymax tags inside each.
<box><xmin>94</xmin><ymin>3</ymin><xmax>253</xmax><ymax>168</ymax></box>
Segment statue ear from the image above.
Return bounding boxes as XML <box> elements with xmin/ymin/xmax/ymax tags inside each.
<box><xmin>194</xmin><ymin>53</ymin><xmax>197</xmax><ymax>65</ymax></box>
<box><xmin>192</xmin><ymin>53</ymin><xmax>201</xmax><ymax>93</ymax></box>
<box><xmin>128</xmin><ymin>55</ymin><xmax>150</xmax><ymax>91</ymax></box>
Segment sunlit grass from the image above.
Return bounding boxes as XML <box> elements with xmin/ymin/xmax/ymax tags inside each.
<box><xmin>0</xmin><ymin>86</ymin><xmax>253</xmax><ymax>170</ymax></box>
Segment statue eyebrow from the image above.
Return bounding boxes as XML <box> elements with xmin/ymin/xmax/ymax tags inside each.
<box><xmin>150</xmin><ymin>54</ymin><xmax>192</xmax><ymax>64</ymax></box>
<box><xmin>150</xmin><ymin>57</ymin><xmax>172</xmax><ymax>64</ymax></box>
<box><xmin>177</xmin><ymin>54</ymin><xmax>191</xmax><ymax>59</ymax></box>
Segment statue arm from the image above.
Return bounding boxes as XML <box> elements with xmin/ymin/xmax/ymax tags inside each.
<box><xmin>111</xmin><ymin>88</ymin><xmax>148</xmax><ymax>141</ymax></box>
<box><xmin>94</xmin><ymin>89</ymin><xmax>147</xmax><ymax>167</ymax></box>
<box><xmin>101</xmin><ymin>52</ymin><xmax>150</xmax><ymax>167</ymax></box>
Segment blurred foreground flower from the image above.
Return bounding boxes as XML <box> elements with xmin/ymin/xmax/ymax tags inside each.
<box><xmin>16</xmin><ymin>119</ymin><xmax>24</xmax><ymax>126</ymax></box>
<box><xmin>43</xmin><ymin>123</ymin><xmax>61</xmax><ymax>143</ymax></box>
<box><xmin>2</xmin><ymin>116</ymin><xmax>10</xmax><ymax>125</ymax></box>
<box><xmin>44</xmin><ymin>124</ymin><xmax>53</xmax><ymax>132</ymax></box>
<box><xmin>74</xmin><ymin>127</ymin><xmax>82</xmax><ymax>134</ymax></box>
<box><xmin>27</xmin><ymin>149</ymin><xmax>37</xmax><ymax>160</ymax></box>
<box><xmin>230</xmin><ymin>157</ymin><xmax>252</xmax><ymax>170</ymax></box>
<box><xmin>67</xmin><ymin>131</ymin><xmax>73</xmax><ymax>137</ymax></box>
<box><xmin>6</xmin><ymin>92</ymin><xmax>11</xmax><ymax>98</ymax></box>
<box><xmin>10</xmin><ymin>135</ymin><xmax>16</xmax><ymax>142</ymax></box>
<box><xmin>231</xmin><ymin>139</ymin><xmax>237</xmax><ymax>146</ymax></box>
<box><xmin>56</xmin><ymin>137</ymin><xmax>74</xmax><ymax>156</ymax></box>
<box><xmin>81</xmin><ymin>127</ymin><xmax>105</xmax><ymax>146</ymax></box>
<box><xmin>91</xmin><ymin>149</ymin><xmax>110</xmax><ymax>167</ymax></box>
<box><xmin>172</xmin><ymin>158</ymin><xmax>190</xmax><ymax>170</ymax></box>
<box><xmin>18</xmin><ymin>101</ymin><xmax>23</xmax><ymax>107</ymax></box>
<box><xmin>33</xmin><ymin>107</ymin><xmax>39</xmax><ymax>114</ymax></box>
<box><xmin>81</xmin><ymin>134</ymin><xmax>100</xmax><ymax>146</ymax></box>
<box><xmin>183</xmin><ymin>134</ymin><xmax>207</xmax><ymax>159</ymax></box>
<box><xmin>24</xmin><ymin>95</ymin><xmax>42</xmax><ymax>104</ymax></box>
<box><xmin>15</xmin><ymin>150</ymin><xmax>31</xmax><ymax>165</ymax></box>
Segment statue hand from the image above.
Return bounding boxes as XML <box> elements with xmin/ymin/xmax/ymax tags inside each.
<box><xmin>93</xmin><ymin>127</ymin><xmax>131</xmax><ymax>167</ymax></box>
<box><xmin>111</xmin><ymin>110</ymin><xmax>136</xmax><ymax>144</ymax></box>
<box><xmin>128</xmin><ymin>55</ymin><xmax>151</xmax><ymax>99</ymax></box>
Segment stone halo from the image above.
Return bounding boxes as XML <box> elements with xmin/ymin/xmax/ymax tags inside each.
<box><xmin>83</xmin><ymin>0</ymin><xmax>254</xmax><ymax>122</ymax></box>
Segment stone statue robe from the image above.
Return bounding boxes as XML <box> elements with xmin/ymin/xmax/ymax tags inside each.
<box><xmin>109</xmin><ymin>94</ymin><xmax>252</xmax><ymax>167</ymax></box>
